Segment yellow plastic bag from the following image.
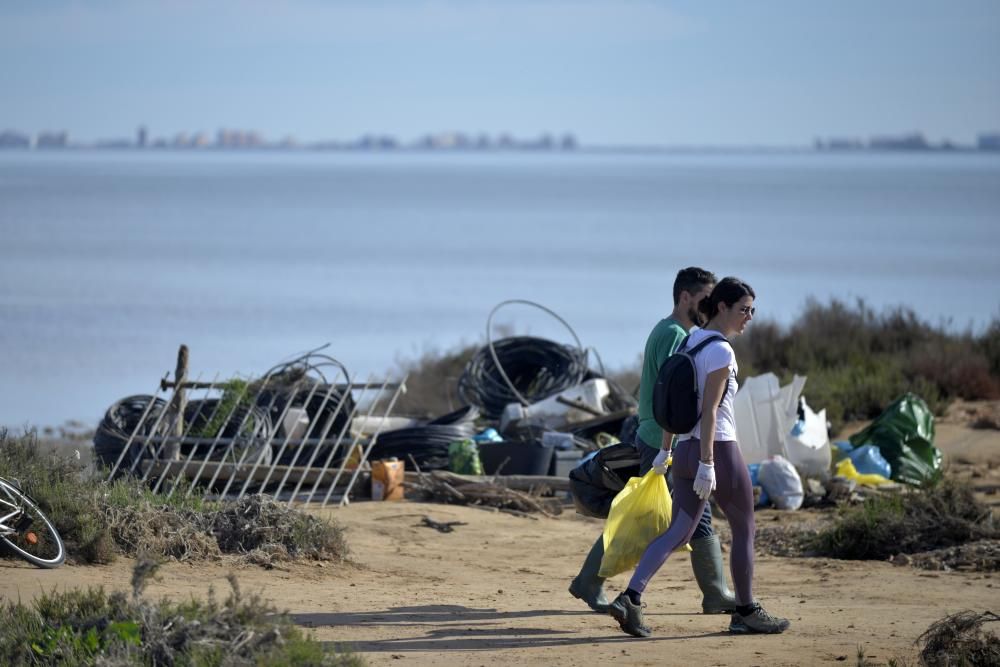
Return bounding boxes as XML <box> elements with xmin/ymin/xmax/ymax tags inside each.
<box><xmin>599</xmin><ymin>470</ymin><xmax>689</xmax><ymax>578</ymax></box>
<box><xmin>835</xmin><ymin>458</ymin><xmax>892</xmax><ymax>487</ymax></box>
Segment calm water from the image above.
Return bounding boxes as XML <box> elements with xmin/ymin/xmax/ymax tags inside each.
<box><xmin>2</xmin><ymin>150</ymin><xmax>998</xmax><ymax>427</ymax></box>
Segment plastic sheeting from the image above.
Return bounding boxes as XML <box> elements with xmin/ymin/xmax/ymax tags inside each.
<box><xmin>835</xmin><ymin>458</ymin><xmax>892</xmax><ymax>486</ymax></box>
<box><xmin>734</xmin><ymin>373</ymin><xmax>831</xmax><ymax>479</ymax></box>
<box><xmin>848</xmin><ymin>393</ymin><xmax>941</xmax><ymax>486</ymax></box>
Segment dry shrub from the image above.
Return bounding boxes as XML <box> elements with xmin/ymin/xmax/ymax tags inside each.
<box><xmin>210</xmin><ymin>494</ymin><xmax>347</xmax><ymax>561</ymax></box>
<box><xmin>0</xmin><ymin>559</ymin><xmax>364</xmax><ymax>666</ymax></box>
<box><xmin>919</xmin><ymin>611</ymin><xmax>1000</xmax><ymax>667</ymax></box>
<box><xmin>810</xmin><ymin>479</ymin><xmax>998</xmax><ymax>561</ymax></box>
<box><xmin>907</xmin><ymin>540</ymin><xmax>1000</xmax><ymax>572</ymax></box>
<box><xmin>971</xmin><ymin>406</ymin><xmax>1000</xmax><ymax>431</ymax></box>
<box><xmin>391</xmin><ymin>344</ymin><xmax>479</xmax><ymax>417</ymax></box>
<box><xmin>106</xmin><ymin>501</ymin><xmax>223</xmax><ymax>562</ymax></box>
<box><xmin>104</xmin><ymin>495</ymin><xmax>347</xmax><ymax>565</ymax></box>
<box><xmin>1</xmin><ymin>430</ymin><xmax>348</xmax><ymax>566</ymax></box>
<box><xmin>908</xmin><ymin>340</ymin><xmax>1000</xmax><ymax>401</ymax></box>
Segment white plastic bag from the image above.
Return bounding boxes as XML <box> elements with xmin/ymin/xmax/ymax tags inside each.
<box><xmin>783</xmin><ymin>398</ymin><xmax>831</xmax><ymax>479</ymax></box>
<box><xmin>758</xmin><ymin>455</ymin><xmax>804</xmax><ymax>510</ymax></box>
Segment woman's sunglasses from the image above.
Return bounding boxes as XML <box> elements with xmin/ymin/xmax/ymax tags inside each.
<box><xmin>737</xmin><ymin>306</ymin><xmax>756</xmax><ymax>317</ymax></box>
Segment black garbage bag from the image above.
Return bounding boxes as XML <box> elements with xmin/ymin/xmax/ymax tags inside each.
<box><xmin>848</xmin><ymin>392</ymin><xmax>942</xmax><ymax>486</ymax></box>
<box><xmin>568</xmin><ymin>442</ymin><xmax>642</xmax><ymax>518</ymax></box>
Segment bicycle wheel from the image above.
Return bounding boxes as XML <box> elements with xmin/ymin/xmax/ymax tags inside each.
<box><xmin>0</xmin><ymin>479</ymin><xmax>65</xmax><ymax>568</ymax></box>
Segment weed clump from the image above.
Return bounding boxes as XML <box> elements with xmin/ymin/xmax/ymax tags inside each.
<box><xmin>918</xmin><ymin>610</ymin><xmax>999</xmax><ymax>667</ymax></box>
<box><xmin>0</xmin><ymin>559</ymin><xmax>364</xmax><ymax>666</ymax></box>
<box><xmin>810</xmin><ymin>479</ymin><xmax>997</xmax><ymax>561</ymax></box>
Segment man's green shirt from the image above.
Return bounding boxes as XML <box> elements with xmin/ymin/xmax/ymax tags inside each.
<box><xmin>636</xmin><ymin>317</ymin><xmax>688</xmax><ymax>449</ymax></box>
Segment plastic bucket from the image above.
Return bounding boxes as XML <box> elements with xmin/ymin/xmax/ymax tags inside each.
<box><xmin>477</xmin><ymin>441</ymin><xmax>554</xmax><ymax>476</ymax></box>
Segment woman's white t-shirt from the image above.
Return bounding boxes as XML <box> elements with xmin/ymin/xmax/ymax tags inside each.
<box><xmin>679</xmin><ymin>328</ymin><xmax>739</xmax><ymax>442</ymax></box>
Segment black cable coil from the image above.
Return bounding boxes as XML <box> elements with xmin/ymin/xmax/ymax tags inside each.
<box><xmin>254</xmin><ymin>350</ymin><xmax>356</xmax><ymax>466</ymax></box>
<box><xmin>179</xmin><ymin>399</ymin><xmax>274</xmax><ymax>464</ymax></box>
<box><xmin>457</xmin><ymin>336</ymin><xmax>590</xmax><ymax>419</ymax></box>
<box><xmin>93</xmin><ymin>394</ymin><xmax>167</xmax><ymax>469</ymax></box>
<box><xmin>367</xmin><ymin>418</ymin><xmax>478</xmax><ymax>472</ymax></box>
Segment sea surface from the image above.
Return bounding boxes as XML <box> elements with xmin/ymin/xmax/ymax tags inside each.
<box><xmin>1</xmin><ymin>150</ymin><xmax>998</xmax><ymax>427</ymax></box>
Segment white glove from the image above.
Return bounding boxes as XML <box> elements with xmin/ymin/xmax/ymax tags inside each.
<box><xmin>692</xmin><ymin>461</ymin><xmax>716</xmax><ymax>500</ymax></box>
<box><xmin>652</xmin><ymin>449</ymin><xmax>670</xmax><ymax>475</ymax></box>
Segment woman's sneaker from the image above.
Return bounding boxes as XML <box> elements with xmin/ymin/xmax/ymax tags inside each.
<box><xmin>728</xmin><ymin>603</ymin><xmax>790</xmax><ymax>634</ymax></box>
<box><xmin>608</xmin><ymin>592</ymin><xmax>651</xmax><ymax>638</ymax></box>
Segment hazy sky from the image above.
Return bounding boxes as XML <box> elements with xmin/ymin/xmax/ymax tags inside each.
<box><xmin>3</xmin><ymin>0</ymin><xmax>999</xmax><ymax>146</ymax></box>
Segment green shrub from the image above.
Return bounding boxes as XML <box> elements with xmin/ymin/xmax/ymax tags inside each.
<box><xmin>0</xmin><ymin>560</ymin><xmax>364</xmax><ymax>666</ymax></box>
<box><xmin>809</xmin><ymin>479</ymin><xmax>997</xmax><ymax>560</ymax></box>
<box><xmin>0</xmin><ymin>430</ymin><xmax>347</xmax><ymax>566</ymax></box>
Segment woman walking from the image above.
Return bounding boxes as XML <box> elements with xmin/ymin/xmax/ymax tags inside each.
<box><xmin>609</xmin><ymin>277</ymin><xmax>790</xmax><ymax>638</ymax></box>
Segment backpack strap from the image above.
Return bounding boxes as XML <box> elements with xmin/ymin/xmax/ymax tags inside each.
<box><xmin>683</xmin><ymin>333</ymin><xmax>728</xmax><ymax>357</ymax></box>
<box><xmin>682</xmin><ymin>333</ymin><xmax>732</xmax><ymax>410</ymax></box>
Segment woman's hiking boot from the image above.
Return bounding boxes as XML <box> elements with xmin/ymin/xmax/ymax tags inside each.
<box><xmin>609</xmin><ymin>592</ymin><xmax>651</xmax><ymax>638</ymax></box>
<box><xmin>689</xmin><ymin>534</ymin><xmax>737</xmax><ymax>614</ymax></box>
<box><xmin>568</xmin><ymin>536</ymin><xmax>610</xmax><ymax>613</ymax></box>
<box><xmin>728</xmin><ymin>603</ymin><xmax>791</xmax><ymax>634</ymax></box>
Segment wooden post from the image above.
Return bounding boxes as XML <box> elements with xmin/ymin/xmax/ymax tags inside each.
<box><xmin>166</xmin><ymin>344</ymin><xmax>188</xmax><ymax>460</ymax></box>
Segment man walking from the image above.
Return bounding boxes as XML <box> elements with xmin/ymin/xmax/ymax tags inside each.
<box><xmin>569</xmin><ymin>266</ymin><xmax>736</xmax><ymax>614</ymax></box>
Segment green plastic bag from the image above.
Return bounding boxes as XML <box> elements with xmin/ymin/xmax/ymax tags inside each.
<box><xmin>448</xmin><ymin>439</ymin><xmax>484</xmax><ymax>475</ymax></box>
<box><xmin>599</xmin><ymin>470</ymin><xmax>688</xmax><ymax>578</ymax></box>
<box><xmin>848</xmin><ymin>393</ymin><xmax>941</xmax><ymax>486</ymax></box>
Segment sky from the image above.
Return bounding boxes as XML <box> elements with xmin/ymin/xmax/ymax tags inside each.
<box><xmin>2</xmin><ymin>0</ymin><xmax>999</xmax><ymax>146</ymax></box>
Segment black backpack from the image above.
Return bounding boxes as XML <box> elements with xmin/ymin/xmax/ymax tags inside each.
<box><xmin>652</xmin><ymin>333</ymin><xmax>730</xmax><ymax>434</ymax></box>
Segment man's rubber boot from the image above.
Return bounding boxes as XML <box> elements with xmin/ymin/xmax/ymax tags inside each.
<box><xmin>689</xmin><ymin>534</ymin><xmax>737</xmax><ymax>614</ymax></box>
<box><xmin>568</xmin><ymin>536</ymin><xmax>610</xmax><ymax>613</ymax></box>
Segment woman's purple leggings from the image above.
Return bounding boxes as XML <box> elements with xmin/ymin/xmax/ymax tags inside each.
<box><xmin>627</xmin><ymin>439</ymin><xmax>755</xmax><ymax>605</ymax></box>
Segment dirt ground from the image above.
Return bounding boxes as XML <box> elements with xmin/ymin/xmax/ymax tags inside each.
<box><xmin>3</xmin><ymin>406</ymin><xmax>998</xmax><ymax>666</ymax></box>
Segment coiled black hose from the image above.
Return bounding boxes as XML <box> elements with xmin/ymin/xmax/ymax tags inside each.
<box><xmin>181</xmin><ymin>399</ymin><xmax>273</xmax><ymax>463</ymax></box>
<box><xmin>367</xmin><ymin>418</ymin><xmax>478</xmax><ymax>472</ymax></box>
<box><xmin>255</xmin><ymin>348</ymin><xmax>356</xmax><ymax>465</ymax></box>
<box><xmin>93</xmin><ymin>394</ymin><xmax>167</xmax><ymax>468</ymax></box>
<box><xmin>457</xmin><ymin>336</ymin><xmax>589</xmax><ymax>419</ymax></box>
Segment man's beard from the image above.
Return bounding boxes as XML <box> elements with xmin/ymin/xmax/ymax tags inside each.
<box><xmin>689</xmin><ymin>306</ymin><xmax>707</xmax><ymax>327</ymax></box>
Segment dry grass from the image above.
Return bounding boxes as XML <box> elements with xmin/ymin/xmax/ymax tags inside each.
<box><xmin>918</xmin><ymin>610</ymin><xmax>1000</xmax><ymax>667</ymax></box>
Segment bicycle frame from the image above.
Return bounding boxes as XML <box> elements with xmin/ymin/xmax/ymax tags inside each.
<box><xmin>0</xmin><ymin>478</ymin><xmax>28</xmax><ymax>539</ymax></box>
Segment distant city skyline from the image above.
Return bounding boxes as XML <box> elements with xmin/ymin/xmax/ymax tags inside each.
<box><xmin>2</xmin><ymin>1</ymin><xmax>998</xmax><ymax>146</ymax></box>
<box><xmin>3</xmin><ymin>124</ymin><xmax>1000</xmax><ymax>152</ymax></box>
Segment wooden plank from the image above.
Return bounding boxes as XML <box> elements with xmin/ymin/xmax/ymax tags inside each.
<box><xmin>404</xmin><ymin>470</ymin><xmax>569</xmax><ymax>493</ymax></box>
<box><xmin>140</xmin><ymin>459</ymin><xmax>362</xmax><ymax>488</ymax></box>
<box><xmin>139</xmin><ymin>463</ymin><xmax>570</xmax><ymax>494</ymax></box>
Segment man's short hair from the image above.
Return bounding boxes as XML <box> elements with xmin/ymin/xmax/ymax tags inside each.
<box><xmin>673</xmin><ymin>267</ymin><xmax>717</xmax><ymax>305</ymax></box>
